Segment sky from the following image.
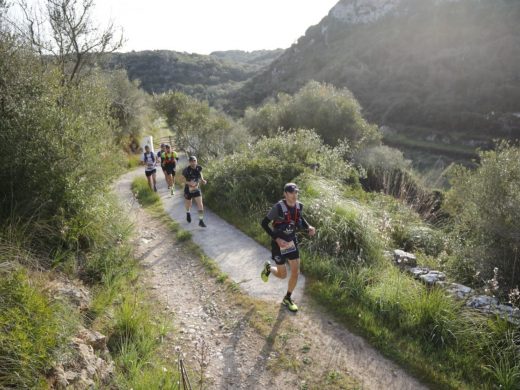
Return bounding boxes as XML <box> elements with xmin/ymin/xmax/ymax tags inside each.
<box><xmin>88</xmin><ymin>0</ymin><xmax>339</xmax><ymax>54</ymax></box>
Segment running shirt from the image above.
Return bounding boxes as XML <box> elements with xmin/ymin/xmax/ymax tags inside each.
<box><xmin>142</xmin><ymin>152</ymin><xmax>156</xmax><ymax>171</ymax></box>
<box><xmin>162</xmin><ymin>151</ymin><xmax>178</xmax><ymax>167</ymax></box>
<box><xmin>182</xmin><ymin>165</ymin><xmax>203</xmax><ymax>192</ymax></box>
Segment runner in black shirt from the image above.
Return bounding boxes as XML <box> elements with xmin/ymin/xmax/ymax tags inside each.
<box><xmin>260</xmin><ymin>183</ymin><xmax>316</xmax><ymax>312</ymax></box>
<box><xmin>182</xmin><ymin>156</ymin><xmax>207</xmax><ymax>227</ymax></box>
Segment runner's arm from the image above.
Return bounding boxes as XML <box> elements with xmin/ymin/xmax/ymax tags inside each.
<box><xmin>261</xmin><ymin>217</ymin><xmax>276</xmax><ymax>238</ymax></box>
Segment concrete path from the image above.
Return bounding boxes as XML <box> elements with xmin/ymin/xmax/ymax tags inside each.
<box><xmin>118</xmin><ymin>167</ymin><xmax>429</xmax><ymax>390</ymax></box>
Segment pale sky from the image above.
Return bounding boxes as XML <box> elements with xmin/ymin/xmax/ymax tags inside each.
<box><xmin>90</xmin><ymin>0</ymin><xmax>339</xmax><ymax>54</ymax></box>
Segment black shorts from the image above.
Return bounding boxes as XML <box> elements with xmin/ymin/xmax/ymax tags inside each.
<box><xmin>271</xmin><ymin>239</ymin><xmax>300</xmax><ymax>265</ymax></box>
<box><xmin>184</xmin><ymin>185</ymin><xmax>201</xmax><ymax>200</ymax></box>
<box><xmin>145</xmin><ymin>169</ymin><xmax>156</xmax><ymax>177</ymax></box>
<box><xmin>164</xmin><ymin>164</ymin><xmax>176</xmax><ymax>175</ymax></box>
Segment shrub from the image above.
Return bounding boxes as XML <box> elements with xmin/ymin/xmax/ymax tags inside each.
<box><xmin>0</xmin><ymin>37</ymin><xmax>122</xmax><ymax>254</ymax></box>
<box><xmin>204</xmin><ymin>129</ymin><xmax>357</xmax><ymax>214</ymax></box>
<box><xmin>244</xmin><ymin>81</ymin><xmax>381</xmax><ymax>149</ymax></box>
<box><xmin>445</xmin><ymin>141</ymin><xmax>520</xmax><ymax>291</ymax></box>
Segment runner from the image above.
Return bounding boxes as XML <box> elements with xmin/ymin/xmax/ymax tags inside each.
<box><xmin>140</xmin><ymin>145</ymin><xmax>157</xmax><ymax>192</ymax></box>
<box><xmin>157</xmin><ymin>143</ymin><xmax>168</xmax><ymax>187</ymax></box>
<box><xmin>182</xmin><ymin>156</ymin><xmax>207</xmax><ymax>227</ymax></box>
<box><xmin>260</xmin><ymin>183</ymin><xmax>316</xmax><ymax>312</ymax></box>
<box><xmin>161</xmin><ymin>144</ymin><xmax>179</xmax><ymax>195</ymax></box>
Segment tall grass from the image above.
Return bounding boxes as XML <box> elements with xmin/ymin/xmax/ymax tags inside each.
<box><xmin>203</xmin><ymin>166</ymin><xmax>519</xmax><ymax>388</ymax></box>
<box><xmin>0</xmin><ymin>269</ymin><xmax>77</xmax><ymax>389</ymax></box>
<box><xmin>131</xmin><ymin>177</ymin><xmax>161</xmax><ymax>207</ymax></box>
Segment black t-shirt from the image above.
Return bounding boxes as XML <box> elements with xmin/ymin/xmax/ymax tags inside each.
<box><xmin>182</xmin><ymin>165</ymin><xmax>203</xmax><ymax>183</ymax></box>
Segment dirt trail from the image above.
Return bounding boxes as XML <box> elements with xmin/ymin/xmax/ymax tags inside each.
<box><xmin>115</xmin><ymin>169</ymin><xmax>429</xmax><ymax>389</ymax></box>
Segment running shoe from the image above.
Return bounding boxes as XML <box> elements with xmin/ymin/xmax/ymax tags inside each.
<box><xmin>282</xmin><ymin>297</ymin><xmax>298</xmax><ymax>312</ymax></box>
<box><xmin>171</xmin><ymin>187</ymin><xmax>174</xmax><ymax>195</ymax></box>
<box><xmin>260</xmin><ymin>261</ymin><xmax>271</xmax><ymax>282</ymax></box>
<box><xmin>198</xmin><ymin>220</ymin><xmax>206</xmax><ymax>228</ymax></box>
<box><xmin>153</xmin><ymin>186</ymin><xmax>157</xmax><ymax>192</ymax></box>
<box><xmin>186</xmin><ymin>213</ymin><xmax>191</xmax><ymax>223</ymax></box>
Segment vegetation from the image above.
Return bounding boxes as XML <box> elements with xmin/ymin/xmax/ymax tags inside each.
<box><xmin>203</xmin><ymin>125</ymin><xmax>520</xmax><ymax>388</ymax></box>
<box><xmin>0</xmin><ymin>2</ymin><xmax>178</xmax><ymax>387</ymax></box>
<box><xmin>244</xmin><ymin>81</ymin><xmax>381</xmax><ymax>148</ymax></box>
<box><xmin>231</xmin><ymin>0</ymin><xmax>520</xmax><ymax>161</ymax></box>
<box><xmin>445</xmin><ymin>141</ymin><xmax>520</xmax><ymax>293</ymax></box>
<box><xmin>155</xmin><ymin>90</ymin><xmax>249</xmax><ymax>160</ymax></box>
<box><xmin>103</xmin><ymin>49</ymin><xmax>282</xmax><ymax>109</ymax></box>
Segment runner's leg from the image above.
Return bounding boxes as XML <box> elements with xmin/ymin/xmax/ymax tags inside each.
<box><xmin>287</xmin><ymin>258</ymin><xmax>300</xmax><ymax>293</ymax></box>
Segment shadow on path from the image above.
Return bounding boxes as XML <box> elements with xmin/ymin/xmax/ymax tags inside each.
<box><xmin>244</xmin><ymin>306</ymin><xmax>292</xmax><ymax>389</ymax></box>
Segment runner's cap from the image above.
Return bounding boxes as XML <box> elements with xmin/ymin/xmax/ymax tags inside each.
<box><xmin>284</xmin><ymin>183</ymin><xmax>299</xmax><ymax>193</ymax></box>
<box><xmin>189</xmin><ymin>156</ymin><xmax>197</xmax><ymax>161</ymax></box>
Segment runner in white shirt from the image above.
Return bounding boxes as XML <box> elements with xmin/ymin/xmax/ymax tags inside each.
<box><xmin>141</xmin><ymin>145</ymin><xmax>157</xmax><ymax>192</ymax></box>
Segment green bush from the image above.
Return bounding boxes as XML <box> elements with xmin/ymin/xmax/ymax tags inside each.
<box><xmin>244</xmin><ymin>80</ymin><xmax>382</xmax><ymax>149</ymax></box>
<box><xmin>204</xmin><ymin>129</ymin><xmax>358</xmax><ymax>214</ymax></box>
<box><xmin>298</xmin><ymin>175</ymin><xmax>383</xmax><ymax>266</ymax></box>
<box><xmin>445</xmin><ymin>141</ymin><xmax>520</xmax><ymax>291</ymax></box>
<box><xmin>155</xmin><ymin>90</ymin><xmax>250</xmax><ymax>161</ymax></box>
<box><xmin>0</xmin><ymin>37</ymin><xmax>122</xmax><ymax>254</ymax></box>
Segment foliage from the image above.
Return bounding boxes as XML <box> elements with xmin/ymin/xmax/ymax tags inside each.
<box><xmin>103</xmin><ymin>49</ymin><xmax>282</xmax><ymax>109</ymax></box>
<box><xmin>155</xmin><ymin>90</ymin><xmax>249</xmax><ymax>161</ymax></box>
<box><xmin>244</xmin><ymin>81</ymin><xmax>381</xmax><ymax>149</ymax></box>
<box><xmin>12</xmin><ymin>0</ymin><xmax>123</xmax><ymax>85</ymax></box>
<box><xmin>445</xmin><ymin>141</ymin><xmax>520</xmax><ymax>291</ymax></box>
<box><xmin>204</xmin><ymin>129</ymin><xmax>357</xmax><ymax>213</ymax></box>
<box><xmin>0</xmin><ymin>269</ymin><xmax>71</xmax><ymax>389</ymax></box>
<box><xmin>131</xmin><ymin>177</ymin><xmax>160</xmax><ymax>207</ymax></box>
<box><xmin>355</xmin><ymin>145</ymin><xmax>446</xmax><ymax>221</ymax></box>
<box><xmin>297</xmin><ymin>175</ymin><xmax>384</xmax><ymax>266</ymax></box>
<box><xmin>104</xmin><ymin>68</ymin><xmax>154</xmax><ymax>150</ymax></box>
<box><xmin>0</xmin><ymin>36</ymin><xmax>122</xmax><ymax>250</ymax></box>
<box><xmin>231</xmin><ymin>0</ymin><xmax>520</xmax><ymax>151</ymax></box>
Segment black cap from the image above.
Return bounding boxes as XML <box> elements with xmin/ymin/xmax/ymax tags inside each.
<box><xmin>284</xmin><ymin>183</ymin><xmax>299</xmax><ymax>193</ymax></box>
<box><xmin>189</xmin><ymin>156</ymin><xmax>197</xmax><ymax>161</ymax></box>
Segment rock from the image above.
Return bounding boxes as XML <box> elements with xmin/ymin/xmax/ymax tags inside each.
<box><xmin>53</xmin><ymin>365</ymin><xmax>69</xmax><ymax>389</ymax></box>
<box><xmin>467</xmin><ymin>295</ymin><xmax>499</xmax><ymax>312</ymax></box>
<box><xmin>52</xmin><ymin>283</ymin><xmax>91</xmax><ymax>312</ymax></box>
<box><xmin>394</xmin><ymin>250</ymin><xmax>417</xmax><ymax>267</ymax></box>
<box><xmin>78</xmin><ymin>327</ymin><xmax>107</xmax><ymax>351</ymax></box>
<box><xmin>445</xmin><ymin>283</ymin><xmax>473</xmax><ymax>300</ymax></box>
<box><xmin>419</xmin><ymin>271</ymin><xmax>446</xmax><ymax>286</ymax></box>
<box><xmin>406</xmin><ymin>267</ymin><xmax>429</xmax><ymax>278</ymax></box>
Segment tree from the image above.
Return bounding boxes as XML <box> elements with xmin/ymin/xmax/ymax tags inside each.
<box><xmin>11</xmin><ymin>0</ymin><xmax>123</xmax><ymax>84</ymax></box>
<box><xmin>446</xmin><ymin>141</ymin><xmax>520</xmax><ymax>291</ymax></box>
<box><xmin>155</xmin><ymin>91</ymin><xmax>249</xmax><ymax>161</ymax></box>
<box><xmin>244</xmin><ymin>81</ymin><xmax>381</xmax><ymax>150</ymax></box>
<box><xmin>105</xmin><ymin>68</ymin><xmax>152</xmax><ymax>149</ymax></box>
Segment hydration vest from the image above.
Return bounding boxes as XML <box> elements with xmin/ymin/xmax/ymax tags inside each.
<box><xmin>162</xmin><ymin>152</ymin><xmax>177</xmax><ymax>166</ymax></box>
<box><xmin>273</xmin><ymin>200</ymin><xmax>302</xmax><ymax>236</ymax></box>
<box><xmin>143</xmin><ymin>152</ymin><xmax>155</xmax><ymax>163</ymax></box>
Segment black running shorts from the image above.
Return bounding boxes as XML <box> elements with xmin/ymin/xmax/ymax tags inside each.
<box><xmin>271</xmin><ymin>240</ymin><xmax>300</xmax><ymax>264</ymax></box>
<box><xmin>145</xmin><ymin>169</ymin><xmax>156</xmax><ymax>177</ymax></box>
<box><xmin>164</xmin><ymin>164</ymin><xmax>176</xmax><ymax>175</ymax></box>
<box><xmin>184</xmin><ymin>185</ymin><xmax>201</xmax><ymax>200</ymax></box>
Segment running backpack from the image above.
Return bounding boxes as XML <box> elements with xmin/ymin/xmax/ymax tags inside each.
<box><xmin>273</xmin><ymin>200</ymin><xmax>301</xmax><ymax>227</ymax></box>
<box><xmin>143</xmin><ymin>152</ymin><xmax>155</xmax><ymax>163</ymax></box>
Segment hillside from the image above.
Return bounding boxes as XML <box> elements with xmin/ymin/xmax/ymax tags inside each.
<box><xmin>103</xmin><ymin>49</ymin><xmax>281</xmax><ymax>106</ymax></box>
<box><xmin>228</xmin><ymin>0</ymin><xmax>520</xmax><ymax>162</ymax></box>
<box><xmin>210</xmin><ymin>49</ymin><xmax>284</xmax><ymax>69</ymax></box>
